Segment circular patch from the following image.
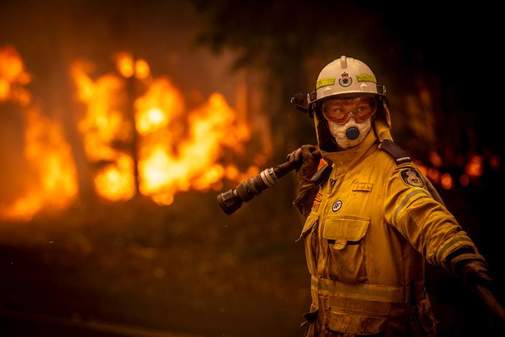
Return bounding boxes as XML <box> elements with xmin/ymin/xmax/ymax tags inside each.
<box><xmin>338</xmin><ymin>72</ymin><xmax>352</xmax><ymax>87</ymax></box>
<box><xmin>400</xmin><ymin>168</ymin><xmax>424</xmax><ymax>187</ymax></box>
<box><xmin>332</xmin><ymin>200</ymin><xmax>343</xmax><ymax>212</ymax></box>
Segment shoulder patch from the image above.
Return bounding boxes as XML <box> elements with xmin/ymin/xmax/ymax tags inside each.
<box><xmin>379</xmin><ymin>140</ymin><xmax>412</xmax><ymax>165</ymax></box>
<box><xmin>400</xmin><ymin>168</ymin><xmax>425</xmax><ymax>187</ymax></box>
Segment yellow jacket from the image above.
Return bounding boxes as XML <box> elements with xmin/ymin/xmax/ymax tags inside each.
<box><xmin>298</xmin><ymin>130</ymin><xmax>485</xmax><ymax>336</ymax></box>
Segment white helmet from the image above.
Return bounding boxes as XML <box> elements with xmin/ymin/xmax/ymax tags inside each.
<box><xmin>312</xmin><ymin>55</ymin><xmax>386</xmax><ymax>103</ymax></box>
<box><xmin>300</xmin><ymin>56</ymin><xmax>392</xmax><ymax>152</ymax></box>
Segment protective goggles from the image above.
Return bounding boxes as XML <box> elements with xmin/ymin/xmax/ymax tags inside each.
<box><xmin>322</xmin><ymin>102</ymin><xmax>376</xmax><ymax>125</ymax></box>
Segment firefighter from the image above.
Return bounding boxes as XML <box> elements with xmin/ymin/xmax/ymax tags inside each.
<box><xmin>289</xmin><ymin>56</ymin><xmax>504</xmax><ymax>336</ymax></box>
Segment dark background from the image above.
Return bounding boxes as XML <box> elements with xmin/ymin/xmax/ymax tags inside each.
<box><xmin>1</xmin><ymin>1</ymin><xmax>504</xmax><ymax>336</ymax></box>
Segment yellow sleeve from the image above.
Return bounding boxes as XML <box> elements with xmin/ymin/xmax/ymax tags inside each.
<box><xmin>384</xmin><ymin>164</ymin><xmax>485</xmax><ymax>269</ymax></box>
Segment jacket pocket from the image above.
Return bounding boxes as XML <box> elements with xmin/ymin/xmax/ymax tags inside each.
<box><xmin>322</xmin><ymin>215</ymin><xmax>370</xmax><ymax>283</ymax></box>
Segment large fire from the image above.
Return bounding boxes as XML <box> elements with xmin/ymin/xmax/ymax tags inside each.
<box><xmin>1</xmin><ymin>46</ymin><xmax>259</xmax><ymax>220</ymax></box>
<box><xmin>0</xmin><ymin>47</ymin><xmax>78</xmax><ymax>220</ymax></box>
<box><xmin>71</xmin><ymin>53</ymin><xmax>258</xmax><ymax>205</ymax></box>
<box><xmin>0</xmin><ymin>45</ymin><xmax>500</xmax><ymax>220</ymax></box>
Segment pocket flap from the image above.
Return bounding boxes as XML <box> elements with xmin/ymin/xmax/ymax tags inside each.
<box><xmin>323</xmin><ymin>216</ymin><xmax>370</xmax><ymax>242</ymax></box>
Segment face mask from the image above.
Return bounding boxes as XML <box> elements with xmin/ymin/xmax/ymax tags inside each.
<box><xmin>327</xmin><ymin>117</ymin><xmax>372</xmax><ymax>149</ymax></box>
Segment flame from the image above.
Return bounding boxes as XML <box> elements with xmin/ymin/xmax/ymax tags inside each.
<box><xmin>116</xmin><ymin>53</ymin><xmax>151</xmax><ymax>80</ymax></box>
<box><xmin>71</xmin><ymin>60</ymin><xmax>135</xmax><ymax>201</ymax></box>
<box><xmin>138</xmin><ymin>92</ymin><xmax>257</xmax><ymax>204</ymax></box>
<box><xmin>0</xmin><ymin>46</ymin><xmax>78</xmax><ymax>220</ymax></box>
<box><xmin>429</xmin><ymin>151</ymin><xmax>442</xmax><ymax>167</ymax></box>
<box><xmin>0</xmin><ymin>46</ymin><xmax>31</xmax><ymax>105</ymax></box>
<box><xmin>72</xmin><ymin>53</ymin><xmax>258</xmax><ymax>204</ymax></box>
<box><xmin>116</xmin><ymin>52</ymin><xmax>135</xmax><ymax>78</ymax></box>
<box><xmin>465</xmin><ymin>155</ymin><xmax>483</xmax><ymax>177</ymax></box>
<box><xmin>427</xmin><ymin>168</ymin><xmax>440</xmax><ymax>184</ymax></box>
<box><xmin>135</xmin><ymin>79</ymin><xmax>183</xmax><ymax>135</ymax></box>
<box><xmin>5</xmin><ymin>109</ymin><xmax>79</xmax><ymax>219</ymax></box>
<box><xmin>418</xmin><ymin>152</ymin><xmax>497</xmax><ymax>189</ymax></box>
<box><xmin>440</xmin><ymin>173</ymin><xmax>453</xmax><ymax>190</ymax></box>
<box><xmin>71</xmin><ymin>61</ymin><xmax>132</xmax><ymax>161</ymax></box>
<box><xmin>135</xmin><ymin>59</ymin><xmax>150</xmax><ymax>80</ymax></box>
<box><xmin>94</xmin><ymin>154</ymin><xmax>135</xmax><ymax>201</ymax></box>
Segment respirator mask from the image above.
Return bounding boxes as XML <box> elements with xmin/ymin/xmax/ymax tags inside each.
<box><xmin>322</xmin><ymin>97</ymin><xmax>376</xmax><ymax>149</ymax></box>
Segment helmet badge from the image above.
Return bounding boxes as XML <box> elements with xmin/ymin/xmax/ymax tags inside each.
<box><xmin>338</xmin><ymin>72</ymin><xmax>352</xmax><ymax>87</ymax></box>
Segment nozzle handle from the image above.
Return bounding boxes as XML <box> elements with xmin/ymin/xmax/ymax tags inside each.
<box><xmin>217</xmin><ymin>158</ymin><xmax>301</xmax><ymax>215</ymax></box>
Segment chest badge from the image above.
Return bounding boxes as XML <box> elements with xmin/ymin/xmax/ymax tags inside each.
<box><xmin>332</xmin><ymin>200</ymin><xmax>343</xmax><ymax>212</ymax></box>
<box><xmin>400</xmin><ymin>168</ymin><xmax>424</xmax><ymax>187</ymax></box>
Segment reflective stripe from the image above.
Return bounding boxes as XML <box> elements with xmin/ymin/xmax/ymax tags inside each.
<box><xmin>436</xmin><ymin>232</ymin><xmax>475</xmax><ymax>264</ymax></box>
<box><xmin>260</xmin><ymin>168</ymin><xmax>277</xmax><ymax>187</ymax></box>
<box><xmin>328</xmin><ymin>296</ymin><xmax>393</xmax><ymax>316</ymax></box>
<box><xmin>449</xmin><ymin>253</ymin><xmax>486</xmax><ymax>267</ymax></box>
<box><xmin>316</xmin><ymin>78</ymin><xmax>336</xmax><ymax>89</ymax></box>
<box><xmin>396</xmin><ymin>156</ymin><xmax>411</xmax><ymax>164</ymax></box>
<box><xmin>311</xmin><ymin>276</ymin><xmax>408</xmax><ymax>303</ymax></box>
<box><xmin>392</xmin><ymin>189</ymin><xmax>429</xmax><ymax>226</ymax></box>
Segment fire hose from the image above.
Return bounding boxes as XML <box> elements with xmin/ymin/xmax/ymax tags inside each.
<box><xmin>217</xmin><ymin>93</ymin><xmax>313</xmax><ymax>215</ymax></box>
<box><xmin>216</xmin><ymin>156</ymin><xmax>303</xmax><ymax>215</ymax></box>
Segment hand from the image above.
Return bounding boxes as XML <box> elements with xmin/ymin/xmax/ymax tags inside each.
<box><xmin>458</xmin><ymin>260</ymin><xmax>505</xmax><ymax>321</ymax></box>
<box><xmin>287</xmin><ymin>145</ymin><xmax>322</xmax><ymax>182</ymax></box>
<box><xmin>458</xmin><ymin>260</ymin><xmax>493</xmax><ymax>287</ymax></box>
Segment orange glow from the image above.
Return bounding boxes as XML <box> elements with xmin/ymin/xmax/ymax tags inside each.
<box><xmin>0</xmin><ymin>48</ymin><xmax>78</xmax><ymax>220</ymax></box>
<box><xmin>440</xmin><ymin>173</ymin><xmax>453</xmax><ymax>190</ymax></box>
<box><xmin>115</xmin><ymin>53</ymin><xmax>151</xmax><ymax>80</ymax></box>
<box><xmin>1</xmin><ymin>47</ymin><xmax>265</xmax><ymax>218</ymax></box>
<box><xmin>72</xmin><ymin>53</ymin><xmax>258</xmax><ymax>204</ymax></box>
<box><xmin>135</xmin><ymin>79</ymin><xmax>183</xmax><ymax>135</ymax></box>
<box><xmin>0</xmin><ymin>46</ymin><xmax>31</xmax><ymax>105</ymax></box>
<box><xmin>415</xmin><ymin>162</ymin><xmax>428</xmax><ymax>177</ymax></box>
<box><xmin>94</xmin><ymin>154</ymin><xmax>135</xmax><ymax>201</ymax></box>
<box><xmin>429</xmin><ymin>151</ymin><xmax>442</xmax><ymax>167</ymax></box>
<box><xmin>71</xmin><ymin>60</ymin><xmax>135</xmax><ymax>203</ymax></box>
<box><xmin>490</xmin><ymin>155</ymin><xmax>500</xmax><ymax>170</ymax></box>
<box><xmin>1</xmin><ymin>110</ymin><xmax>79</xmax><ymax>219</ymax></box>
<box><xmin>138</xmin><ymin>93</ymin><xmax>256</xmax><ymax>204</ymax></box>
<box><xmin>224</xmin><ymin>165</ymin><xmax>240</xmax><ymax>181</ymax></box>
<box><xmin>116</xmin><ymin>52</ymin><xmax>135</xmax><ymax>78</ymax></box>
<box><xmin>135</xmin><ymin>59</ymin><xmax>150</xmax><ymax>80</ymax></box>
<box><xmin>465</xmin><ymin>155</ymin><xmax>483</xmax><ymax>177</ymax></box>
<box><xmin>427</xmin><ymin>168</ymin><xmax>440</xmax><ymax>183</ymax></box>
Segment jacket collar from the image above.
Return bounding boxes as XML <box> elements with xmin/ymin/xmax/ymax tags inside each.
<box><xmin>321</xmin><ymin>130</ymin><xmax>377</xmax><ymax>175</ymax></box>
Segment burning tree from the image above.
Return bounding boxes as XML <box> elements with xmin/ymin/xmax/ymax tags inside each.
<box><xmin>0</xmin><ymin>46</ymin><xmax>263</xmax><ymax>220</ymax></box>
<box><xmin>71</xmin><ymin>52</ymin><xmax>259</xmax><ymax>205</ymax></box>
